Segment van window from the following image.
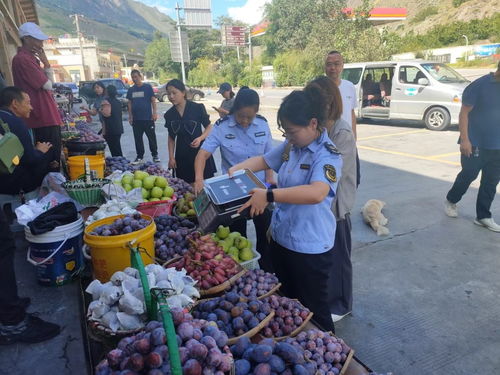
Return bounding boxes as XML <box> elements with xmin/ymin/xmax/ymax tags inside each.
<box><xmin>421</xmin><ymin>63</ymin><xmax>468</xmax><ymax>83</ymax></box>
<box><xmin>399</xmin><ymin>66</ymin><xmax>426</xmax><ymax>85</ymax></box>
<box><xmin>342</xmin><ymin>68</ymin><xmax>363</xmax><ymax>85</ymax></box>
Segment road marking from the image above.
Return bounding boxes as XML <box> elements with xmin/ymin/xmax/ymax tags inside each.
<box><xmin>358</xmin><ymin>145</ymin><xmax>461</xmax><ymax>166</ymax></box>
<box><xmin>427</xmin><ymin>152</ymin><xmax>461</xmax><ymax>159</ymax></box>
<box><xmin>357</xmin><ymin>129</ymin><xmax>427</xmax><ymax>141</ymax></box>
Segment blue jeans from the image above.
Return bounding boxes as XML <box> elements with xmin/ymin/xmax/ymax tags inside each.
<box><xmin>446</xmin><ymin>152</ymin><xmax>482</xmax><ymax>205</ymax></box>
<box><xmin>476</xmin><ymin>149</ymin><xmax>500</xmax><ymax>220</ymax></box>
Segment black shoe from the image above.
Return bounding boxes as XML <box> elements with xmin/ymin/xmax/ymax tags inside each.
<box><xmin>16</xmin><ymin>297</ymin><xmax>31</xmax><ymax>310</ymax></box>
<box><xmin>0</xmin><ymin>314</ymin><xmax>61</xmax><ymax>345</ymax></box>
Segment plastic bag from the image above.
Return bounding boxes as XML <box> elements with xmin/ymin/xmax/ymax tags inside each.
<box><xmin>88</xmin><ymin>300</ymin><xmax>110</xmax><ymax>320</ymax></box>
<box><xmin>99</xmin><ymin>284</ymin><xmax>122</xmax><ymax>305</ymax></box>
<box><xmin>38</xmin><ymin>172</ymin><xmax>68</xmax><ymax>198</ymax></box>
<box><xmin>15</xmin><ymin>191</ymin><xmax>82</xmax><ymax>226</ymax></box>
<box><xmin>101</xmin><ymin>311</ymin><xmax>120</xmax><ymax>332</ymax></box>
<box><xmin>85</xmin><ymin>279</ymin><xmax>103</xmax><ymax>300</ymax></box>
<box><xmin>119</xmin><ymin>289</ymin><xmax>144</xmax><ymax>315</ymax></box>
<box><xmin>116</xmin><ymin>312</ymin><xmax>143</xmax><ymax>331</ymax></box>
<box><xmin>102</xmin><ymin>171</ymin><xmax>142</xmax><ymax>205</ymax></box>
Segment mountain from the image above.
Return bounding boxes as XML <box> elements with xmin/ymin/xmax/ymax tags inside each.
<box><xmin>347</xmin><ymin>0</ymin><xmax>500</xmax><ymax>35</ymax></box>
<box><xmin>37</xmin><ymin>0</ymin><xmax>176</xmax><ymax>53</ymax></box>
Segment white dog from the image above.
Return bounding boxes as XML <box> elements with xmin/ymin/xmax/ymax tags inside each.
<box><xmin>361</xmin><ymin>199</ymin><xmax>390</xmax><ymax>236</ymax></box>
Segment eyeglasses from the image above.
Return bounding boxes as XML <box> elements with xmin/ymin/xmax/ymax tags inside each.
<box><xmin>325</xmin><ymin>62</ymin><xmax>343</xmax><ymax>68</ymax></box>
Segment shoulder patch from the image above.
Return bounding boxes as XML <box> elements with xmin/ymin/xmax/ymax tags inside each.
<box><xmin>215</xmin><ymin>116</ymin><xmax>229</xmax><ymax>126</ymax></box>
<box><xmin>325</xmin><ymin>143</ymin><xmax>340</xmax><ymax>154</ymax></box>
<box><xmin>256</xmin><ymin>114</ymin><xmax>268</xmax><ymax>122</ymax></box>
<box><xmin>324</xmin><ymin>164</ymin><xmax>337</xmax><ymax>183</ymax></box>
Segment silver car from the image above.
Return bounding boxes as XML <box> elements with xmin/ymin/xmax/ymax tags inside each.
<box><xmin>342</xmin><ymin>60</ymin><xmax>470</xmax><ymax>131</ymax></box>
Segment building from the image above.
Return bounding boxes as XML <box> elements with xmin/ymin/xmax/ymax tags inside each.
<box><xmin>44</xmin><ymin>36</ymin><xmax>124</xmax><ymax>82</ymax></box>
<box><xmin>0</xmin><ymin>0</ymin><xmax>38</xmax><ymax>85</ymax></box>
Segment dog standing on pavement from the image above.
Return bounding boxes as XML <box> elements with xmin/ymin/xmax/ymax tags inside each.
<box><xmin>362</xmin><ymin>199</ymin><xmax>390</xmax><ymax>236</ymax></box>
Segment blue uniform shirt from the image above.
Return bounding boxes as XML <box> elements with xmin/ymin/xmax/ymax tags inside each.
<box><xmin>201</xmin><ymin>114</ymin><xmax>273</xmax><ymax>182</ymax></box>
<box><xmin>264</xmin><ymin>129</ymin><xmax>342</xmax><ymax>254</ymax></box>
<box><xmin>126</xmin><ymin>83</ymin><xmax>154</xmax><ymax>121</ymax></box>
<box><xmin>462</xmin><ymin>73</ymin><xmax>500</xmax><ymax>150</ymax></box>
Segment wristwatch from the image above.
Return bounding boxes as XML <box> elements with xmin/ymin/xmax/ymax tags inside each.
<box><xmin>266</xmin><ymin>188</ymin><xmax>274</xmax><ymax>203</ymax></box>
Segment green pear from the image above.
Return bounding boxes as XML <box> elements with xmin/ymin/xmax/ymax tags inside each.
<box><xmin>235</xmin><ymin>237</ymin><xmax>248</xmax><ymax>250</ymax></box>
<box><xmin>228</xmin><ymin>231</ymin><xmax>241</xmax><ymax>239</ymax></box>
<box><xmin>228</xmin><ymin>247</ymin><xmax>240</xmax><ymax>262</ymax></box>
<box><xmin>239</xmin><ymin>247</ymin><xmax>253</xmax><ymax>261</ymax></box>
<box><xmin>216</xmin><ymin>225</ymin><xmax>230</xmax><ymax>239</ymax></box>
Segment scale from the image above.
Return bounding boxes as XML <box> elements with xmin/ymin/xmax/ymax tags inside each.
<box><xmin>194</xmin><ymin>169</ymin><xmax>267</xmax><ymax>233</ymax></box>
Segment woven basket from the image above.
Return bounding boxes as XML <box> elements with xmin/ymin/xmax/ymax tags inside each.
<box><xmin>63</xmin><ymin>178</ymin><xmax>110</xmax><ymax>206</ymax></box>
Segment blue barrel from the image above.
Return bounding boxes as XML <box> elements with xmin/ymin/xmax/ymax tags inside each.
<box><xmin>25</xmin><ymin>216</ymin><xmax>84</xmax><ymax>286</ymax></box>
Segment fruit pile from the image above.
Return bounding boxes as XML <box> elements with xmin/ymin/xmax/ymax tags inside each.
<box><xmin>175</xmin><ymin>193</ymin><xmax>196</xmax><ymax>218</ymax></box>
<box><xmin>139</xmin><ymin>162</ymin><xmax>172</xmax><ymax>179</ymax></box>
<box><xmin>75</xmin><ymin>121</ymin><xmax>105</xmax><ymax>142</ymax></box>
<box><xmin>105</xmin><ymin>156</ymin><xmax>135</xmax><ymax>174</ymax></box>
<box><xmin>95</xmin><ymin>308</ymin><xmax>233</xmax><ymax>375</ymax></box>
<box><xmin>167</xmin><ymin>177</ymin><xmax>194</xmax><ymax>201</ymax></box>
<box><xmin>89</xmin><ymin>213</ymin><xmax>151</xmax><ymax>236</ymax></box>
<box><xmin>286</xmin><ymin>329</ymin><xmax>352</xmax><ymax>375</ymax></box>
<box><xmin>260</xmin><ymin>295</ymin><xmax>310</xmax><ymax>338</ymax></box>
<box><xmin>192</xmin><ymin>292</ymin><xmax>272</xmax><ymax>339</ymax></box>
<box><xmin>120</xmin><ymin>171</ymin><xmax>175</xmax><ymax>202</ymax></box>
<box><xmin>167</xmin><ymin>233</ymin><xmax>242</xmax><ymax>290</ymax></box>
<box><xmin>212</xmin><ymin>225</ymin><xmax>254</xmax><ymax>264</ymax></box>
<box><xmin>228</xmin><ymin>270</ymin><xmax>279</xmax><ymax>299</ymax></box>
<box><xmin>230</xmin><ymin>336</ymin><xmax>307</xmax><ymax>375</ymax></box>
<box><xmin>154</xmin><ymin>215</ymin><xmax>196</xmax><ymax>261</ymax></box>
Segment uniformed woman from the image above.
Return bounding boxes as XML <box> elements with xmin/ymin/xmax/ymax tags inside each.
<box><xmin>228</xmin><ymin>89</ymin><xmax>342</xmax><ymax>332</ymax></box>
<box><xmin>164</xmin><ymin>79</ymin><xmax>216</xmax><ymax>183</ymax></box>
<box><xmin>194</xmin><ymin>89</ymin><xmax>275</xmax><ymax>271</ymax></box>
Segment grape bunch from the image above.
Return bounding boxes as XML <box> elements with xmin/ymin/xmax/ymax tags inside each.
<box><xmin>168</xmin><ymin>233</ymin><xmax>242</xmax><ymax>290</ymax></box>
<box><xmin>231</xmin><ymin>337</ymin><xmax>307</xmax><ymax>375</ymax></box>
<box><xmin>105</xmin><ymin>156</ymin><xmax>135</xmax><ymax>174</ymax></box>
<box><xmin>89</xmin><ymin>213</ymin><xmax>151</xmax><ymax>236</ymax></box>
<box><xmin>154</xmin><ymin>215</ymin><xmax>196</xmax><ymax>261</ymax></box>
<box><xmin>228</xmin><ymin>270</ymin><xmax>279</xmax><ymax>299</ymax></box>
<box><xmin>260</xmin><ymin>295</ymin><xmax>310</xmax><ymax>338</ymax></box>
<box><xmin>285</xmin><ymin>329</ymin><xmax>352</xmax><ymax>375</ymax></box>
<box><xmin>192</xmin><ymin>292</ymin><xmax>271</xmax><ymax>339</ymax></box>
<box><xmin>95</xmin><ymin>308</ymin><xmax>233</xmax><ymax>375</ymax></box>
<box><xmin>74</xmin><ymin>121</ymin><xmax>104</xmax><ymax>142</ymax></box>
<box><xmin>167</xmin><ymin>177</ymin><xmax>193</xmax><ymax>200</ymax></box>
<box><xmin>139</xmin><ymin>162</ymin><xmax>172</xmax><ymax>178</ymax></box>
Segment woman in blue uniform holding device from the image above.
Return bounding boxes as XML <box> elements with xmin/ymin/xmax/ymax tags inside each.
<box><xmin>194</xmin><ymin>88</ymin><xmax>275</xmax><ymax>271</ymax></box>
<box><xmin>228</xmin><ymin>89</ymin><xmax>342</xmax><ymax>332</ymax></box>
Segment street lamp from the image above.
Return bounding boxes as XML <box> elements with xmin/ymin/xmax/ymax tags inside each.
<box><xmin>462</xmin><ymin>34</ymin><xmax>469</xmax><ymax>62</ymax></box>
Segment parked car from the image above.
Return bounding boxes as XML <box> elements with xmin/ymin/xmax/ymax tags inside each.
<box><xmin>144</xmin><ymin>80</ymin><xmax>160</xmax><ymax>96</ymax></box>
<box><xmin>156</xmin><ymin>84</ymin><xmax>205</xmax><ymax>102</ymax></box>
<box><xmin>58</xmin><ymin>82</ymin><xmax>82</xmax><ymax>103</ymax></box>
<box><xmin>78</xmin><ymin>79</ymin><xmax>129</xmax><ymax>109</ymax></box>
<box><xmin>342</xmin><ymin>60</ymin><xmax>470</xmax><ymax>131</ymax></box>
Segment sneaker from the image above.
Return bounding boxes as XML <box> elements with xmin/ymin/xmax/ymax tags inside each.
<box><xmin>0</xmin><ymin>314</ymin><xmax>60</xmax><ymax>345</ymax></box>
<box><xmin>474</xmin><ymin>218</ymin><xmax>500</xmax><ymax>232</ymax></box>
<box><xmin>331</xmin><ymin>312</ymin><xmax>351</xmax><ymax>323</ymax></box>
<box><xmin>153</xmin><ymin>156</ymin><xmax>161</xmax><ymax>163</ymax></box>
<box><xmin>444</xmin><ymin>200</ymin><xmax>458</xmax><ymax>218</ymax></box>
<box><xmin>131</xmin><ymin>158</ymin><xmax>143</xmax><ymax>165</ymax></box>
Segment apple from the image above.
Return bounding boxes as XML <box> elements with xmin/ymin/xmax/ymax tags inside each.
<box><xmin>163</xmin><ymin>186</ymin><xmax>174</xmax><ymax>198</ymax></box>
<box><xmin>143</xmin><ymin>176</ymin><xmax>156</xmax><ymax>190</ymax></box>
<box><xmin>134</xmin><ymin>170</ymin><xmax>149</xmax><ymax>181</ymax></box>
<box><xmin>132</xmin><ymin>179</ymin><xmax>143</xmax><ymax>188</ymax></box>
<box><xmin>155</xmin><ymin>176</ymin><xmax>168</xmax><ymax>188</ymax></box>
<box><xmin>121</xmin><ymin>175</ymin><xmax>133</xmax><ymax>185</ymax></box>
<box><xmin>151</xmin><ymin>187</ymin><xmax>164</xmax><ymax>199</ymax></box>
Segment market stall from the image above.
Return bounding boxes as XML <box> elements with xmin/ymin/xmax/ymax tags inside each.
<box><xmin>15</xmin><ymin>120</ymin><xmax>387</xmax><ymax>375</ymax></box>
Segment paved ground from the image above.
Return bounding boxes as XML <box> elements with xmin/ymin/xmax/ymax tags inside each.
<box><xmin>2</xmin><ymin>78</ymin><xmax>499</xmax><ymax>374</ymax></box>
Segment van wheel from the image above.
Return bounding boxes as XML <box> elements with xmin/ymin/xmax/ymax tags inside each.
<box><xmin>424</xmin><ymin>107</ymin><xmax>450</xmax><ymax>131</ymax></box>
<box><xmin>161</xmin><ymin>94</ymin><xmax>168</xmax><ymax>102</ymax></box>
<box><xmin>193</xmin><ymin>93</ymin><xmax>201</xmax><ymax>101</ymax></box>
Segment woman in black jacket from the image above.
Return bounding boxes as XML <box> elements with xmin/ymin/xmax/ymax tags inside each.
<box><xmin>101</xmin><ymin>85</ymin><xmax>124</xmax><ymax>157</ymax></box>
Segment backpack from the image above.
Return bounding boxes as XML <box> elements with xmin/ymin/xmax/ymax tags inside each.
<box><xmin>0</xmin><ymin>117</ymin><xmax>24</xmax><ymax>174</ymax></box>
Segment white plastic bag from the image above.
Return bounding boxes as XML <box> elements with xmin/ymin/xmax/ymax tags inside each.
<box><xmin>101</xmin><ymin>311</ymin><xmax>120</xmax><ymax>332</ymax></box>
<box><xmin>117</xmin><ymin>312</ymin><xmax>144</xmax><ymax>330</ymax></box>
<box><xmin>119</xmin><ymin>289</ymin><xmax>145</xmax><ymax>315</ymax></box>
<box><xmin>102</xmin><ymin>171</ymin><xmax>142</xmax><ymax>205</ymax></box>
<box><xmin>99</xmin><ymin>284</ymin><xmax>122</xmax><ymax>305</ymax></box>
<box><xmin>85</xmin><ymin>279</ymin><xmax>103</xmax><ymax>300</ymax></box>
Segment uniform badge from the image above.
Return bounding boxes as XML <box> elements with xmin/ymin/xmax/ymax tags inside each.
<box><xmin>254</xmin><ymin>131</ymin><xmax>266</xmax><ymax>137</ymax></box>
<box><xmin>324</xmin><ymin>164</ymin><xmax>337</xmax><ymax>183</ymax></box>
<box><xmin>281</xmin><ymin>152</ymin><xmax>289</xmax><ymax>162</ymax></box>
<box><xmin>225</xmin><ymin>134</ymin><xmax>236</xmax><ymax>139</ymax></box>
<box><xmin>325</xmin><ymin>143</ymin><xmax>340</xmax><ymax>154</ymax></box>
<box><xmin>300</xmin><ymin>164</ymin><xmax>310</xmax><ymax>170</ymax></box>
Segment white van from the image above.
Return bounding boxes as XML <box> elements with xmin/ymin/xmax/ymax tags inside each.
<box><xmin>342</xmin><ymin>60</ymin><xmax>470</xmax><ymax>130</ymax></box>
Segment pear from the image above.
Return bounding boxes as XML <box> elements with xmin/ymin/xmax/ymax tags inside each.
<box><xmin>239</xmin><ymin>247</ymin><xmax>253</xmax><ymax>261</ymax></box>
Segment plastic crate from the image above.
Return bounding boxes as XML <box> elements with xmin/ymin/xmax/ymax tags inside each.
<box><xmin>136</xmin><ymin>196</ymin><xmax>177</xmax><ymax>217</ymax></box>
<box><xmin>240</xmin><ymin>248</ymin><xmax>261</xmax><ymax>270</ymax></box>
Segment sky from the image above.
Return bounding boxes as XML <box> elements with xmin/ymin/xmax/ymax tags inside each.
<box><xmin>137</xmin><ymin>0</ymin><xmax>270</xmax><ymax>26</ymax></box>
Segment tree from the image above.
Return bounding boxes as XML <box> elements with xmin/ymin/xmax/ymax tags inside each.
<box><xmin>144</xmin><ymin>33</ymin><xmax>179</xmax><ymax>80</ymax></box>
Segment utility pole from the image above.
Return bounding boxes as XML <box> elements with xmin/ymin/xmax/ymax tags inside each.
<box><xmin>462</xmin><ymin>34</ymin><xmax>469</xmax><ymax>62</ymax></box>
<box><xmin>248</xmin><ymin>29</ymin><xmax>252</xmax><ymax>69</ymax></box>
<box><xmin>70</xmin><ymin>14</ymin><xmax>87</xmax><ymax>80</ymax></box>
<box><xmin>176</xmin><ymin>2</ymin><xmax>186</xmax><ymax>83</ymax></box>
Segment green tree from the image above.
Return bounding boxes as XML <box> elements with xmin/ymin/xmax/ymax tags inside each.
<box><xmin>144</xmin><ymin>33</ymin><xmax>179</xmax><ymax>81</ymax></box>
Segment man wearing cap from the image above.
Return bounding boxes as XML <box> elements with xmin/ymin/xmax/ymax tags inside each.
<box><xmin>12</xmin><ymin>22</ymin><xmax>62</xmax><ymax>171</ymax></box>
<box><xmin>214</xmin><ymin>82</ymin><xmax>235</xmax><ymax>118</ymax></box>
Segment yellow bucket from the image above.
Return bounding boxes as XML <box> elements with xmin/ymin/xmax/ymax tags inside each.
<box><xmin>67</xmin><ymin>155</ymin><xmax>105</xmax><ymax>180</ymax></box>
<box><xmin>83</xmin><ymin>214</ymin><xmax>156</xmax><ymax>282</ymax></box>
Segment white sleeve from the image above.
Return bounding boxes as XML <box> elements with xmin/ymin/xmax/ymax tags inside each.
<box><xmin>351</xmin><ymin>84</ymin><xmax>357</xmax><ymax>109</ymax></box>
<box><xmin>42</xmin><ymin>68</ymin><xmax>55</xmax><ymax>90</ymax></box>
